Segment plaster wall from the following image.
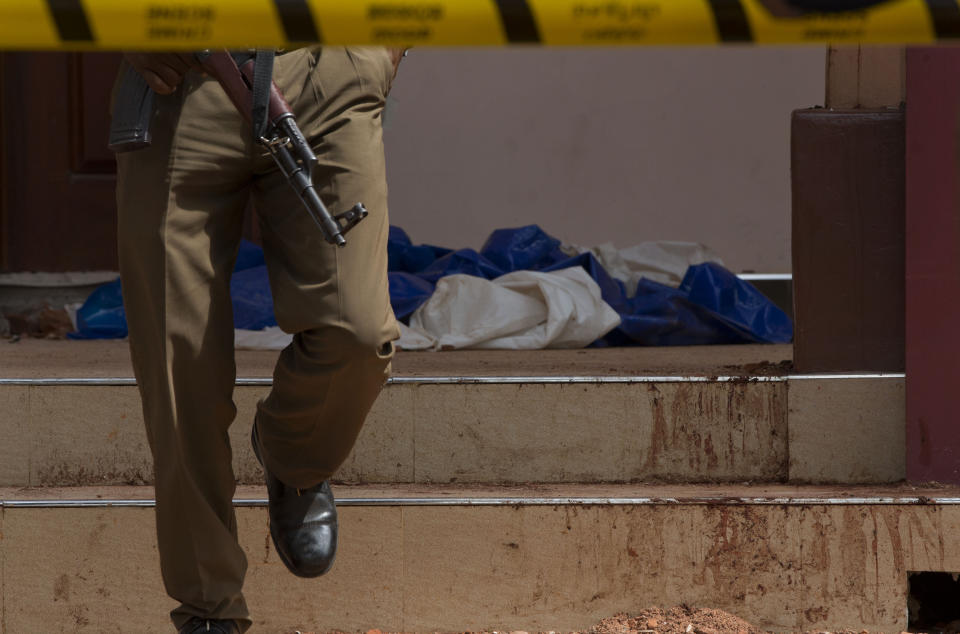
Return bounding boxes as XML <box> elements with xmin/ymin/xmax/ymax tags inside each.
<box><xmin>383</xmin><ymin>47</ymin><xmax>827</xmax><ymax>273</ymax></box>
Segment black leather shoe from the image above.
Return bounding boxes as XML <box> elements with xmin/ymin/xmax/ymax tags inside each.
<box><xmin>251</xmin><ymin>421</ymin><xmax>338</xmax><ymax>578</ymax></box>
<box><xmin>178</xmin><ymin>618</ymin><xmax>240</xmax><ymax>633</ymax></box>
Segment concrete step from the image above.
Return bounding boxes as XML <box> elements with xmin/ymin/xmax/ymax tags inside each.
<box><xmin>1</xmin><ymin>483</ymin><xmax>956</xmax><ymax>633</ymax></box>
<box><xmin>0</xmin><ymin>341</ymin><xmax>905</xmax><ymax>487</ymax></box>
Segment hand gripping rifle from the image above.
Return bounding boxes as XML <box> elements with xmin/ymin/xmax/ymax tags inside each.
<box><xmin>108</xmin><ymin>50</ymin><xmax>366</xmax><ymax>247</ymax></box>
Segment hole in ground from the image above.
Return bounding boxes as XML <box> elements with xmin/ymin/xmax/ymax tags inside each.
<box><xmin>909</xmin><ymin>571</ymin><xmax>960</xmax><ymax>632</ymax></box>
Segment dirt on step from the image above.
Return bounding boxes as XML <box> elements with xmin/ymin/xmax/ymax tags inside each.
<box><xmin>585</xmin><ymin>606</ymin><xmax>908</xmax><ymax>633</ymax></box>
<box><xmin>720</xmin><ymin>359</ymin><xmax>794</xmax><ymax>377</ymax></box>
<box><xmin>317</xmin><ymin>605</ymin><xmax>912</xmax><ymax>634</ymax></box>
<box><xmin>587</xmin><ymin>606</ymin><xmax>763</xmax><ymax>634</ymax></box>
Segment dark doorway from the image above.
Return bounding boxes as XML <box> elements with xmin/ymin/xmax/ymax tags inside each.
<box><xmin>908</xmin><ymin>571</ymin><xmax>960</xmax><ymax>632</ymax></box>
<box><xmin>0</xmin><ymin>52</ymin><xmax>122</xmax><ymax>272</ymax></box>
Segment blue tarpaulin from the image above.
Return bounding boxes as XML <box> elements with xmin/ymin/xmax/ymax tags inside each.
<box><xmin>69</xmin><ymin>240</ymin><xmax>277</xmax><ymax>339</ymax></box>
<box><xmin>388</xmin><ymin>225</ymin><xmax>792</xmax><ymax>346</ymax></box>
<box><xmin>230</xmin><ymin>265</ymin><xmax>277</xmax><ymax>331</ymax></box>
<box><xmin>70</xmin><ymin>227</ymin><xmax>792</xmax><ymax>346</ymax></box>
<box><xmin>67</xmin><ymin>278</ymin><xmax>127</xmax><ymax>340</ymax></box>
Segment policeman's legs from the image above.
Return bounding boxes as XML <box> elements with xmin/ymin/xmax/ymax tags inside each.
<box><xmin>116</xmin><ymin>73</ymin><xmax>255</xmax><ymax>632</ymax></box>
<box><xmin>251</xmin><ymin>47</ymin><xmax>400</xmax><ymax>489</ymax></box>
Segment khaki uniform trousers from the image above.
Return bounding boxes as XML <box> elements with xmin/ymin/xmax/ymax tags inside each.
<box><xmin>115</xmin><ymin>47</ymin><xmax>400</xmax><ymax>631</ymax></box>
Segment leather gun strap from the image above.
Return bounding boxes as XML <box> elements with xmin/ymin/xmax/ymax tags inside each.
<box><xmin>248</xmin><ymin>50</ymin><xmax>276</xmax><ymax>144</ymax></box>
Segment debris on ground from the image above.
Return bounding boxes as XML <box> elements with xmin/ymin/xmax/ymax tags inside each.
<box><xmin>588</xmin><ymin>607</ymin><xmax>765</xmax><ymax>634</ymax></box>
<box><xmin>3</xmin><ymin>303</ymin><xmax>73</xmax><ymax>339</ymax></box>
<box><xmin>721</xmin><ymin>359</ymin><xmax>794</xmax><ymax>376</ymax></box>
<box><xmin>312</xmin><ymin>605</ymin><xmax>915</xmax><ymax>633</ymax></box>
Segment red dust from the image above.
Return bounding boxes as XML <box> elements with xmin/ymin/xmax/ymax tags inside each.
<box><xmin>314</xmin><ymin>606</ymin><xmax>913</xmax><ymax>634</ymax></box>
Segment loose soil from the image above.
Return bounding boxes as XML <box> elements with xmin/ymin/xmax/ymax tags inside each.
<box><xmin>588</xmin><ymin>607</ymin><xmax>765</xmax><ymax>634</ymax></box>
<box><xmin>317</xmin><ymin>606</ymin><xmax>912</xmax><ymax>634</ymax></box>
<box><xmin>720</xmin><ymin>360</ymin><xmax>794</xmax><ymax>376</ymax></box>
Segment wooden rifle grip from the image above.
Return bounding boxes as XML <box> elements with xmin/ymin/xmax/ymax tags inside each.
<box><xmin>237</xmin><ymin>58</ymin><xmax>294</xmax><ymax>124</ymax></box>
<box><xmin>196</xmin><ymin>51</ymin><xmax>294</xmax><ymax>132</ymax></box>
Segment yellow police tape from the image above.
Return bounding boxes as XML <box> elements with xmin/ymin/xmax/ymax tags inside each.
<box><xmin>0</xmin><ymin>0</ymin><xmax>948</xmax><ymax>50</ymax></box>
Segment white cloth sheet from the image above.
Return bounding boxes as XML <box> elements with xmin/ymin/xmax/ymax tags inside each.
<box><xmin>399</xmin><ymin>267</ymin><xmax>620</xmax><ymax>351</ymax></box>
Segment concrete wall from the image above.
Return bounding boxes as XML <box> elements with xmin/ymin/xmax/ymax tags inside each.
<box><xmin>383</xmin><ymin>47</ymin><xmax>827</xmax><ymax>273</ymax></box>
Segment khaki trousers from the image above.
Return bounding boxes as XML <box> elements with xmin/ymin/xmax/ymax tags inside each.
<box><xmin>115</xmin><ymin>47</ymin><xmax>400</xmax><ymax>631</ymax></box>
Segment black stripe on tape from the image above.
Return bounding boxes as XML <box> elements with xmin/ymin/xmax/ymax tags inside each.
<box><xmin>273</xmin><ymin>0</ymin><xmax>322</xmax><ymax>43</ymax></box>
<box><xmin>925</xmin><ymin>0</ymin><xmax>960</xmax><ymax>38</ymax></box>
<box><xmin>707</xmin><ymin>0</ymin><xmax>753</xmax><ymax>42</ymax></box>
<box><xmin>46</xmin><ymin>0</ymin><xmax>94</xmax><ymax>42</ymax></box>
<box><xmin>494</xmin><ymin>0</ymin><xmax>541</xmax><ymax>43</ymax></box>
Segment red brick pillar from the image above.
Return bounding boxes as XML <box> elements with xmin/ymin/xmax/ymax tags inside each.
<box><xmin>905</xmin><ymin>47</ymin><xmax>960</xmax><ymax>484</ymax></box>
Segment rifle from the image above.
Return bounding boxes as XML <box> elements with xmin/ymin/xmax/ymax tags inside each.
<box><xmin>108</xmin><ymin>50</ymin><xmax>366</xmax><ymax>247</ymax></box>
